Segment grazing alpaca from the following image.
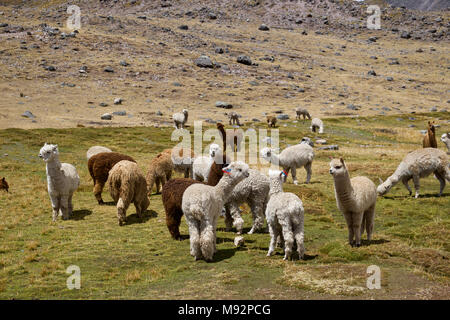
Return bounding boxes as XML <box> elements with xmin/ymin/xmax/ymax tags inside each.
<box><xmin>192</xmin><ymin>143</ymin><xmax>223</xmax><ymax>182</ymax></box>
<box><xmin>86</xmin><ymin>146</ymin><xmax>112</xmax><ymax>160</ymax></box>
<box><xmin>173</xmin><ymin>109</ymin><xmax>189</xmax><ymax>129</ymax></box>
<box><xmin>228</xmin><ymin>112</ymin><xmax>241</xmax><ymax>126</ymax></box>
<box><xmin>423</xmin><ymin>121</ymin><xmax>437</xmax><ymax>148</ymax></box>
<box><xmin>0</xmin><ymin>177</ymin><xmax>9</xmax><ymax>192</ymax></box>
<box><xmin>88</xmin><ymin>152</ymin><xmax>136</xmax><ymax>204</ymax></box>
<box><xmin>169</xmin><ymin>147</ymin><xmax>195</xmax><ymax>178</ymax></box>
<box><xmin>162</xmin><ymin>155</ymin><xmax>227</xmax><ymax>240</ymax></box>
<box><xmin>266</xmin><ymin>169</ymin><xmax>305</xmax><ymax>260</ymax></box>
<box><xmin>377</xmin><ymin>148</ymin><xmax>450</xmax><ymax>198</ymax></box>
<box><xmin>441</xmin><ymin>133</ymin><xmax>450</xmax><ymax>154</ymax></box>
<box><xmin>39</xmin><ymin>143</ymin><xmax>80</xmax><ymax>221</ymax></box>
<box><xmin>260</xmin><ymin>144</ymin><xmax>315</xmax><ymax>185</ymax></box>
<box><xmin>108</xmin><ymin>160</ymin><xmax>149</xmax><ymax>226</ymax></box>
<box><xmin>295</xmin><ymin>107</ymin><xmax>311</xmax><ymax>121</ymax></box>
<box><xmin>182</xmin><ymin>161</ymin><xmax>249</xmax><ymax>261</ymax></box>
<box><xmin>146</xmin><ymin>150</ymin><xmax>173</xmax><ymax>195</ymax></box>
<box><xmin>310</xmin><ymin>118</ymin><xmax>324</xmax><ymax>134</ymax></box>
<box><xmin>267</xmin><ymin>116</ymin><xmax>277</xmax><ymax>128</ymax></box>
<box><xmin>330</xmin><ymin>158</ymin><xmax>377</xmax><ymax>247</ymax></box>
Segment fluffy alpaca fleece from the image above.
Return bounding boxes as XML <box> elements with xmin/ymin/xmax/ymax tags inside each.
<box><xmin>228</xmin><ymin>112</ymin><xmax>241</xmax><ymax>126</ymax></box>
<box><xmin>88</xmin><ymin>152</ymin><xmax>136</xmax><ymax>204</ymax></box>
<box><xmin>86</xmin><ymin>146</ymin><xmax>112</xmax><ymax>160</ymax></box>
<box><xmin>168</xmin><ymin>147</ymin><xmax>195</xmax><ymax>178</ymax></box>
<box><xmin>260</xmin><ymin>144</ymin><xmax>315</xmax><ymax>185</ymax></box>
<box><xmin>310</xmin><ymin>118</ymin><xmax>324</xmax><ymax>134</ymax></box>
<box><xmin>162</xmin><ymin>155</ymin><xmax>228</xmax><ymax>240</ymax></box>
<box><xmin>208</xmin><ymin>166</ymin><xmax>270</xmax><ymax>234</ymax></box>
<box><xmin>266</xmin><ymin>169</ymin><xmax>305</xmax><ymax>260</ymax></box>
<box><xmin>377</xmin><ymin>148</ymin><xmax>450</xmax><ymax>198</ymax></box>
<box><xmin>192</xmin><ymin>143</ymin><xmax>223</xmax><ymax>182</ymax></box>
<box><xmin>441</xmin><ymin>133</ymin><xmax>450</xmax><ymax>154</ymax></box>
<box><xmin>172</xmin><ymin>109</ymin><xmax>188</xmax><ymax>129</ymax></box>
<box><xmin>295</xmin><ymin>107</ymin><xmax>311</xmax><ymax>121</ymax></box>
<box><xmin>423</xmin><ymin>121</ymin><xmax>437</xmax><ymax>148</ymax></box>
<box><xmin>108</xmin><ymin>160</ymin><xmax>150</xmax><ymax>226</ymax></box>
<box><xmin>146</xmin><ymin>151</ymin><xmax>173</xmax><ymax>195</ymax></box>
<box><xmin>0</xmin><ymin>177</ymin><xmax>8</xmax><ymax>192</ymax></box>
<box><xmin>330</xmin><ymin>158</ymin><xmax>377</xmax><ymax>247</ymax></box>
<box><xmin>39</xmin><ymin>143</ymin><xmax>80</xmax><ymax>221</ymax></box>
<box><xmin>182</xmin><ymin>161</ymin><xmax>250</xmax><ymax>261</ymax></box>
<box><xmin>267</xmin><ymin>116</ymin><xmax>277</xmax><ymax>128</ymax></box>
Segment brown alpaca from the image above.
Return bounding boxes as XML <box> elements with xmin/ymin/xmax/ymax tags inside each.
<box><xmin>146</xmin><ymin>151</ymin><xmax>173</xmax><ymax>196</ymax></box>
<box><xmin>423</xmin><ymin>121</ymin><xmax>437</xmax><ymax>148</ymax></box>
<box><xmin>88</xmin><ymin>152</ymin><xmax>136</xmax><ymax>204</ymax></box>
<box><xmin>0</xmin><ymin>177</ymin><xmax>9</xmax><ymax>192</ymax></box>
<box><xmin>217</xmin><ymin>123</ymin><xmax>227</xmax><ymax>151</ymax></box>
<box><xmin>108</xmin><ymin>160</ymin><xmax>150</xmax><ymax>226</ymax></box>
<box><xmin>267</xmin><ymin>116</ymin><xmax>277</xmax><ymax>128</ymax></box>
<box><xmin>161</xmin><ymin>155</ymin><xmax>228</xmax><ymax>240</ymax></box>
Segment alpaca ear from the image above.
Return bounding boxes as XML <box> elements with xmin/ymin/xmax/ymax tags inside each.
<box><xmin>378</xmin><ymin>177</ymin><xmax>383</xmax><ymax>184</ymax></box>
<box><xmin>52</xmin><ymin>145</ymin><xmax>58</xmax><ymax>151</ymax></box>
<box><xmin>340</xmin><ymin>158</ymin><xmax>345</xmax><ymax>165</ymax></box>
<box><xmin>1</xmin><ymin>177</ymin><xmax>4</xmax><ymax>182</ymax></box>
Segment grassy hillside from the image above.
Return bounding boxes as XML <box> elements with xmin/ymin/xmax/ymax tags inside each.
<box><xmin>0</xmin><ymin>112</ymin><xmax>448</xmax><ymax>299</ymax></box>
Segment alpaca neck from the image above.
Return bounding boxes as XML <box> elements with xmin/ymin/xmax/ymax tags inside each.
<box><xmin>214</xmin><ymin>175</ymin><xmax>237</xmax><ymax>203</ymax></box>
<box><xmin>269</xmin><ymin>178</ymin><xmax>283</xmax><ymax>195</ymax></box>
<box><xmin>333</xmin><ymin>171</ymin><xmax>355</xmax><ymax>205</ymax></box>
<box><xmin>46</xmin><ymin>156</ymin><xmax>62</xmax><ymax>177</ymax></box>
<box><xmin>269</xmin><ymin>153</ymin><xmax>281</xmax><ymax>167</ymax></box>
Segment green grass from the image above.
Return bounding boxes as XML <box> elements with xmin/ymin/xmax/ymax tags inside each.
<box><xmin>0</xmin><ymin>112</ymin><xmax>449</xmax><ymax>299</ymax></box>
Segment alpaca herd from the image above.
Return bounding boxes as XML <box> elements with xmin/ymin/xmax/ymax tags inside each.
<box><xmin>4</xmin><ymin>109</ymin><xmax>442</xmax><ymax>263</ymax></box>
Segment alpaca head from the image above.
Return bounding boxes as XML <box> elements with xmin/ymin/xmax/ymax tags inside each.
<box><xmin>222</xmin><ymin>161</ymin><xmax>249</xmax><ymax>183</ymax></box>
<box><xmin>182</xmin><ymin>109</ymin><xmax>188</xmax><ymax>116</ymax></box>
<box><xmin>0</xmin><ymin>177</ymin><xmax>8</xmax><ymax>192</ymax></box>
<box><xmin>300</xmin><ymin>137</ymin><xmax>314</xmax><ymax>147</ymax></box>
<box><xmin>377</xmin><ymin>177</ymin><xmax>393</xmax><ymax>196</ymax></box>
<box><xmin>268</xmin><ymin>169</ymin><xmax>288</xmax><ymax>183</ymax></box>
<box><xmin>209</xmin><ymin>143</ymin><xmax>221</xmax><ymax>158</ymax></box>
<box><xmin>38</xmin><ymin>143</ymin><xmax>59</xmax><ymax>162</ymax></box>
<box><xmin>441</xmin><ymin>133</ymin><xmax>450</xmax><ymax>143</ymax></box>
<box><xmin>329</xmin><ymin>158</ymin><xmax>347</xmax><ymax>177</ymax></box>
<box><xmin>260</xmin><ymin>147</ymin><xmax>273</xmax><ymax>161</ymax></box>
<box><xmin>427</xmin><ymin>121</ymin><xmax>435</xmax><ymax>134</ymax></box>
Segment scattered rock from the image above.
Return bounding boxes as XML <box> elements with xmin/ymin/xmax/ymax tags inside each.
<box><xmin>119</xmin><ymin>60</ymin><xmax>129</xmax><ymax>67</ymax></box>
<box><xmin>430</xmin><ymin>106</ymin><xmax>438</xmax><ymax>112</ymax></box>
<box><xmin>104</xmin><ymin>66</ymin><xmax>114</xmax><ymax>73</ymax></box>
<box><xmin>178</xmin><ymin>25</ymin><xmax>188</xmax><ymax>30</ymax></box>
<box><xmin>258</xmin><ymin>24</ymin><xmax>270</xmax><ymax>31</ymax></box>
<box><xmin>99</xmin><ymin>103</ymin><xmax>108</xmax><ymax>107</ymax></box>
<box><xmin>276</xmin><ymin>114</ymin><xmax>289</xmax><ymax>120</ymax></box>
<box><xmin>44</xmin><ymin>65</ymin><xmax>56</xmax><ymax>71</ymax></box>
<box><xmin>368</xmin><ymin>70</ymin><xmax>377</xmax><ymax>76</ymax></box>
<box><xmin>101</xmin><ymin>113</ymin><xmax>112</xmax><ymax>120</ymax></box>
<box><xmin>114</xmin><ymin>98</ymin><xmax>122</xmax><ymax>105</ymax></box>
<box><xmin>194</xmin><ymin>55</ymin><xmax>214</xmax><ymax>68</ymax></box>
<box><xmin>386</xmin><ymin>76</ymin><xmax>394</xmax><ymax>81</ymax></box>
<box><xmin>400</xmin><ymin>31</ymin><xmax>411</xmax><ymax>39</ymax></box>
<box><xmin>156</xmin><ymin>111</ymin><xmax>163</xmax><ymax>116</ymax></box>
<box><xmin>318</xmin><ymin>145</ymin><xmax>339</xmax><ymax>150</ymax></box>
<box><xmin>237</xmin><ymin>55</ymin><xmax>252</xmax><ymax>66</ymax></box>
<box><xmin>112</xmin><ymin>111</ymin><xmax>126</xmax><ymax>116</ymax></box>
<box><xmin>316</xmin><ymin>139</ymin><xmax>327</xmax><ymax>145</ymax></box>
<box><xmin>215</xmin><ymin>101</ymin><xmax>233</xmax><ymax>109</ymax></box>
<box><xmin>21</xmin><ymin>111</ymin><xmax>35</xmax><ymax>119</ymax></box>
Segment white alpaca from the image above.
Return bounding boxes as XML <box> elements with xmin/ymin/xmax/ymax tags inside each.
<box><xmin>39</xmin><ymin>143</ymin><xmax>80</xmax><ymax>221</ymax></box>
<box><xmin>182</xmin><ymin>161</ymin><xmax>250</xmax><ymax>261</ymax></box>
<box><xmin>266</xmin><ymin>169</ymin><xmax>305</xmax><ymax>260</ymax></box>
<box><xmin>441</xmin><ymin>133</ymin><xmax>450</xmax><ymax>154</ymax></box>
<box><xmin>224</xmin><ymin>168</ymin><xmax>270</xmax><ymax>234</ymax></box>
<box><xmin>330</xmin><ymin>158</ymin><xmax>377</xmax><ymax>247</ymax></box>
<box><xmin>260</xmin><ymin>144</ymin><xmax>314</xmax><ymax>185</ymax></box>
<box><xmin>172</xmin><ymin>109</ymin><xmax>188</xmax><ymax>129</ymax></box>
<box><xmin>228</xmin><ymin>112</ymin><xmax>241</xmax><ymax>126</ymax></box>
<box><xmin>310</xmin><ymin>118</ymin><xmax>324</xmax><ymax>134</ymax></box>
<box><xmin>377</xmin><ymin>148</ymin><xmax>450</xmax><ymax>198</ymax></box>
<box><xmin>86</xmin><ymin>145</ymin><xmax>112</xmax><ymax>160</ymax></box>
<box><xmin>192</xmin><ymin>143</ymin><xmax>223</xmax><ymax>182</ymax></box>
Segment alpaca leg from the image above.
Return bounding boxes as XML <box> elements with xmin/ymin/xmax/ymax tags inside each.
<box><xmin>212</xmin><ymin>213</ymin><xmax>219</xmax><ymax>254</ymax></box>
<box><xmin>291</xmin><ymin>167</ymin><xmax>298</xmax><ymax>185</ymax></box>
<box><xmin>187</xmin><ymin>218</ymin><xmax>201</xmax><ymax>260</ymax></box>
<box><xmin>434</xmin><ymin>172</ymin><xmax>445</xmax><ymax>196</ymax></box>
<box><xmin>93</xmin><ymin>180</ymin><xmax>105</xmax><ymax>205</ymax></box>
<box><xmin>352</xmin><ymin>213</ymin><xmax>364</xmax><ymax>247</ymax></box>
<box><xmin>50</xmin><ymin>194</ymin><xmax>60</xmax><ymax>222</ymax></box>
<box><xmin>60</xmin><ymin>195</ymin><xmax>70</xmax><ymax>220</ymax></box>
<box><xmin>364</xmin><ymin>205</ymin><xmax>376</xmax><ymax>242</ymax></box>
<box><xmin>231</xmin><ymin>204</ymin><xmax>244</xmax><ymax>235</ymax></box>
<box><xmin>159</xmin><ymin>176</ymin><xmax>167</xmax><ymax>193</ymax></box>
<box><xmin>304</xmin><ymin>162</ymin><xmax>312</xmax><ymax>184</ymax></box>
<box><xmin>343</xmin><ymin>212</ymin><xmax>354</xmax><ymax>246</ymax></box>
<box><xmin>248</xmin><ymin>200</ymin><xmax>265</xmax><ymax>234</ymax></box>
<box><xmin>402</xmin><ymin>177</ymin><xmax>412</xmax><ymax>196</ymax></box>
<box><xmin>200</xmin><ymin>219</ymin><xmax>215</xmax><ymax>261</ymax></box>
<box><xmin>267</xmin><ymin>223</ymin><xmax>280</xmax><ymax>257</ymax></box>
<box><xmin>155</xmin><ymin>178</ymin><xmax>161</xmax><ymax>194</ymax></box>
<box><xmin>280</xmin><ymin>222</ymin><xmax>294</xmax><ymax>260</ymax></box>
<box><xmin>224</xmin><ymin>204</ymin><xmax>233</xmax><ymax>232</ymax></box>
<box><xmin>293</xmin><ymin>222</ymin><xmax>305</xmax><ymax>260</ymax></box>
<box><xmin>117</xmin><ymin>198</ymin><xmax>130</xmax><ymax>226</ymax></box>
<box><xmin>412</xmin><ymin>175</ymin><xmax>420</xmax><ymax>198</ymax></box>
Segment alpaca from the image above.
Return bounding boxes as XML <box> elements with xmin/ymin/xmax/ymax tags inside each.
<box><xmin>39</xmin><ymin>143</ymin><xmax>80</xmax><ymax>221</ymax></box>
<box><xmin>260</xmin><ymin>144</ymin><xmax>315</xmax><ymax>185</ymax></box>
<box><xmin>216</xmin><ymin>123</ymin><xmax>227</xmax><ymax>151</ymax></box>
<box><xmin>266</xmin><ymin>169</ymin><xmax>305</xmax><ymax>260</ymax></box>
<box><xmin>182</xmin><ymin>161</ymin><xmax>250</xmax><ymax>261</ymax></box>
<box><xmin>208</xmin><ymin>166</ymin><xmax>270</xmax><ymax>234</ymax></box>
<box><xmin>441</xmin><ymin>133</ymin><xmax>450</xmax><ymax>154</ymax></box>
<box><xmin>267</xmin><ymin>116</ymin><xmax>277</xmax><ymax>128</ymax></box>
<box><xmin>227</xmin><ymin>129</ymin><xmax>243</xmax><ymax>153</ymax></box>
<box><xmin>108</xmin><ymin>160</ymin><xmax>149</xmax><ymax>226</ymax></box>
<box><xmin>423</xmin><ymin>121</ymin><xmax>437</xmax><ymax>148</ymax></box>
<box><xmin>86</xmin><ymin>146</ymin><xmax>112</xmax><ymax>160</ymax></box>
<box><xmin>168</xmin><ymin>147</ymin><xmax>195</xmax><ymax>178</ymax></box>
<box><xmin>173</xmin><ymin>109</ymin><xmax>189</xmax><ymax>129</ymax></box>
<box><xmin>192</xmin><ymin>143</ymin><xmax>223</xmax><ymax>182</ymax></box>
<box><xmin>228</xmin><ymin>112</ymin><xmax>241</xmax><ymax>126</ymax></box>
<box><xmin>88</xmin><ymin>152</ymin><xmax>136</xmax><ymax>204</ymax></box>
<box><xmin>295</xmin><ymin>107</ymin><xmax>311</xmax><ymax>121</ymax></box>
<box><xmin>377</xmin><ymin>148</ymin><xmax>450</xmax><ymax>198</ymax></box>
<box><xmin>146</xmin><ymin>150</ymin><xmax>173</xmax><ymax>195</ymax></box>
<box><xmin>330</xmin><ymin>158</ymin><xmax>377</xmax><ymax>247</ymax></box>
<box><xmin>310</xmin><ymin>118</ymin><xmax>324</xmax><ymax>134</ymax></box>
<box><xmin>0</xmin><ymin>177</ymin><xmax>9</xmax><ymax>192</ymax></box>
<box><xmin>162</xmin><ymin>154</ymin><xmax>228</xmax><ymax>240</ymax></box>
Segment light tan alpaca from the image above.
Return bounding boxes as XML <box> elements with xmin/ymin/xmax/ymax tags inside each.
<box><xmin>146</xmin><ymin>151</ymin><xmax>173</xmax><ymax>196</ymax></box>
<box><xmin>108</xmin><ymin>160</ymin><xmax>150</xmax><ymax>226</ymax></box>
<box><xmin>329</xmin><ymin>158</ymin><xmax>377</xmax><ymax>247</ymax></box>
<box><xmin>423</xmin><ymin>121</ymin><xmax>437</xmax><ymax>148</ymax></box>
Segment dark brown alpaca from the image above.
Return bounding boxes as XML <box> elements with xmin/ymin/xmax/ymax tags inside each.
<box><xmin>267</xmin><ymin>116</ymin><xmax>277</xmax><ymax>128</ymax></box>
<box><xmin>161</xmin><ymin>154</ymin><xmax>228</xmax><ymax>240</ymax></box>
<box><xmin>423</xmin><ymin>121</ymin><xmax>437</xmax><ymax>148</ymax></box>
<box><xmin>0</xmin><ymin>177</ymin><xmax>9</xmax><ymax>192</ymax></box>
<box><xmin>88</xmin><ymin>152</ymin><xmax>136</xmax><ymax>204</ymax></box>
<box><xmin>217</xmin><ymin>122</ymin><xmax>227</xmax><ymax>151</ymax></box>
